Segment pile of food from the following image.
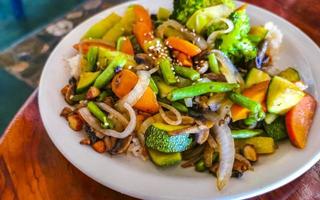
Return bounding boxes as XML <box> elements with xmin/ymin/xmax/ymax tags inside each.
<box><xmin>60</xmin><ymin>0</ymin><xmax>317</xmax><ymax>190</ymax></box>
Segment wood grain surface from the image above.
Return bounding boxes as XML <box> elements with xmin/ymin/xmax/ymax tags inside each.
<box><xmin>1</xmin><ymin>0</ymin><xmax>320</xmax><ymax>199</ymax></box>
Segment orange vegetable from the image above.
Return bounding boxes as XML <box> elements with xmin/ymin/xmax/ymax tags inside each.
<box><xmin>173</xmin><ymin>51</ymin><xmax>193</xmax><ymax>67</ymax></box>
<box><xmin>285</xmin><ymin>94</ymin><xmax>317</xmax><ymax>149</ymax></box>
<box><xmin>119</xmin><ymin>37</ymin><xmax>134</xmax><ymax>55</ymax></box>
<box><xmin>231</xmin><ymin>81</ymin><xmax>270</xmax><ymax>121</ymax></box>
<box><xmin>132</xmin><ymin>5</ymin><xmax>154</xmax><ymax>49</ymax></box>
<box><xmin>73</xmin><ymin>39</ymin><xmax>115</xmax><ymax>54</ymax></box>
<box><xmin>111</xmin><ymin>69</ymin><xmax>159</xmax><ymax>113</ymax></box>
<box><xmin>165</xmin><ymin>37</ymin><xmax>201</xmax><ymax>57</ymax></box>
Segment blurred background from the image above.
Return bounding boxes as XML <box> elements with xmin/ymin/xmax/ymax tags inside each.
<box><xmin>0</xmin><ymin>0</ymin><xmax>125</xmax><ymax>134</ymax></box>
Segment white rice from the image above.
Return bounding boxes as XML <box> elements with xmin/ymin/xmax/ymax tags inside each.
<box><xmin>264</xmin><ymin>21</ymin><xmax>283</xmax><ymax>63</ymax></box>
<box><xmin>65</xmin><ymin>54</ymin><xmax>81</xmax><ymax>79</ymax></box>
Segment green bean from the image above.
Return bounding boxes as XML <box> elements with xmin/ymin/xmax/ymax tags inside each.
<box><xmin>87</xmin><ymin>46</ymin><xmax>99</xmax><ymax>71</ymax></box>
<box><xmin>159</xmin><ymin>57</ymin><xmax>177</xmax><ymax>85</ymax></box>
<box><xmin>97</xmin><ymin>90</ymin><xmax>112</xmax><ymax>102</ymax></box>
<box><xmin>87</xmin><ymin>101</ymin><xmax>114</xmax><ymax>129</ymax></box>
<box><xmin>172</xmin><ymin>101</ymin><xmax>188</xmax><ymax>113</ymax></box>
<box><xmin>94</xmin><ymin>56</ymin><xmax>126</xmax><ymax>89</ymax></box>
<box><xmin>174</xmin><ymin>65</ymin><xmax>200</xmax><ymax>81</ymax></box>
<box><xmin>231</xmin><ymin>129</ymin><xmax>263</xmax><ymax>139</ymax></box>
<box><xmin>208</xmin><ymin>53</ymin><xmax>219</xmax><ymax>74</ymax></box>
<box><xmin>228</xmin><ymin>92</ymin><xmax>265</xmax><ymax>121</ymax></box>
<box><xmin>71</xmin><ymin>93</ymin><xmax>86</xmax><ymax>102</ymax></box>
<box><xmin>195</xmin><ymin>159</ymin><xmax>206</xmax><ymax>172</ymax></box>
<box><xmin>229</xmin><ymin>92</ymin><xmax>260</xmax><ymax>112</ymax></box>
<box><xmin>149</xmin><ymin>77</ymin><xmax>159</xmax><ymax>94</ymax></box>
<box><xmin>167</xmin><ymin>82</ymin><xmax>239</xmax><ymax>101</ymax></box>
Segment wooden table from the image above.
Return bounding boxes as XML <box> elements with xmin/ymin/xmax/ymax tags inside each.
<box><xmin>1</xmin><ymin>0</ymin><xmax>320</xmax><ymax>199</ymax></box>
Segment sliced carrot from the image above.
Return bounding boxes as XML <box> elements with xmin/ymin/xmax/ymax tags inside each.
<box><xmin>165</xmin><ymin>37</ymin><xmax>201</xmax><ymax>57</ymax></box>
<box><xmin>73</xmin><ymin>39</ymin><xmax>115</xmax><ymax>54</ymax></box>
<box><xmin>133</xmin><ymin>5</ymin><xmax>153</xmax><ymax>29</ymax></box>
<box><xmin>231</xmin><ymin>81</ymin><xmax>270</xmax><ymax>121</ymax></box>
<box><xmin>119</xmin><ymin>37</ymin><xmax>134</xmax><ymax>55</ymax></box>
<box><xmin>173</xmin><ymin>51</ymin><xmax>193</xmax><ymax>67</ymax></box>
<box><xmin>133</xmin><ymin>22</ymin><xmax>154</xmax><ymax>49</ymax></box>
<box><xmin>111</xmin><ymin>69</ymin><xmax>138</xmax><ymax>97</ymax></box>
<box><xmin>286</xmin><ymin>94</ymin><xmax>317</xmax><ymax>149</ymax></box>
<box><xmin>132</xmin><ymin>5</ymin><xmax>154</xmax><ymax>49</ymax></box>
<box><xmin>111</xmin><ymin>69</ymin><xmax>159</xmax><ymax>113</ymax></box>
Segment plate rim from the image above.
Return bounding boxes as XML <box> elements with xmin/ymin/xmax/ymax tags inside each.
<box><xmin>38</xmin><ymin>1</ymin><xmax>320</xmax><ymax>199</ymax></box>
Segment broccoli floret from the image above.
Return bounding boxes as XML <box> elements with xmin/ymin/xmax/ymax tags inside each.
<box><xmin>216</xmin><ymin>6</ymin><xmax>257</xmax><ymax>64</ymax></box>
<box><xmin>171</xmin><ymin>0</ymin><xmax>211</xmax><ymax>24</ymax></box>
<box><xmin>171</xmin><ymin>0</ymin><xmax>235</xmax><ymax>24</ymax></box>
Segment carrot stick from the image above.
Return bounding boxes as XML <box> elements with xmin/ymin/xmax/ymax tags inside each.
<box><xmin>111</xmin><ymin>69</ymin><xmax>159</xmax><ymax>113</ymax></box>
<box><xmin>165</xmin><ymin>37</ymin><xmax>201</xmax><ymax>57</ymax></box>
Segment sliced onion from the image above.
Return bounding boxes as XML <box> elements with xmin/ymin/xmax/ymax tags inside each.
<box><xmin>78</xmin><ymin>103</ymin><xmax>136</xmax><ymax>139</ymax></box>
<box><xmin>156</xmin><ymin>20</ymin><xmax>208</xmax><ymax>50</ymax></box>
<box><xmin>213</xmin><ymin>122</ymin><xmax>235</xmax><ymax>190</ymax></box>
<box><xmin>207</xmin><ymin>18</ymin><xmax>234</xmax><ymax>45</ymax></box>
<box><xmin>184</xmin><ymin>97</ymin><xmax>193</xmax><ymax>107</ymax></box>
<box><xmin>212</xmin><ymin>50</ymin><xmax>245</xmax><ymax>88</ymax></box>
<box><xmin>117</xmin><ymin>70</ymin><xmax>150</xmax><ymax>110</ymax></box>
<box><xmin>159</xmin><ymin>102</ymin><xmax>182</xmax><ymax>125</ymax></box>
<box><xmin>207</xmin><ymin>93</ymin><xmax>225</xmax><ymax>112</ymax></box>
<box><xmin>204</xmin><ymin>100</ymin><xmax>232</xmax><ymax>124</ymax></box>
<box><xmin>168</xmin><ymin>125</ymin><xmax>208</xmax><ymax>136</ymax></box>
<box><xmin>97</xmin><ymin>102</ymin><xmax>129</xmax><ymax>126</ymax></box>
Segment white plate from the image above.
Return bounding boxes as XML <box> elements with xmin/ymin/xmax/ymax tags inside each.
<box><xmin>39</xmin><ymin>1</ymin><xmax>320</xmax><ymax>199</ymax></box>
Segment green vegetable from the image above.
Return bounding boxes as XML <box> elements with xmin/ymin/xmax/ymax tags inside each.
<box><xmin>97</xmin><ymin>89</ymin><xmax>112</xmax><ymax>102</ymax></box>
<box><xmin>229</xmin><ymin>92</ymin><xmax>265</xmax><ymax>121</ymax></box>
<box><xmin>208</xmin><ymin>53</ymin><xmax>219</xmax><ymax>74</ymax></box>
<box><xmin>235</xmin><ymin>137</ymin><xmax>275</xmax><ymax>154</ymax></box>
<box><xmin>71</xmin><ymin>93</ymin><xmax>86</xmax><ymax>102</ymax></box>
<box><xmin>163</xmin><ymin>27</ymin><xmax>185</xmax><ymax>38</ymax></box>
<box><xmin>148</xmin><ymin>148</ymin><xmax>182</xmax><ymax>167</ymax></box>
<box><xmin>171</xmin><ymin>0</ymin><xmax>235</xmax><ymax>24</ymax></box>
<box><xmin>245</xmin><ymin>68</ymin><xmax>271</xmax><ymax>88</ymax></box>
<box><xmin>278</xmin><ymin>67</ymin><xmax>300</xmax><ymax>82</ymax></box>
<box><xmin>76</xmin><ymin>71</ymin><xmax>101</xmax><ymax>93</ymax></box>
<box><xmin>263</xmin><ymin>117</ymin><xmax>287</xmax><ymax>141</ymax></box>
<box><xmin>82</xmin><ymin>13</ymin><xmax>121</xmax><ymax>39</ymax></box>
<box><xmin>116</xmin><ymin>36</ymin><xmax>128</xmax><ymax>51</ymax></box>
<box><xmin>266</xmin><ymin>76</ymin><xmax>305</xmax><ymax>114</ymax></box>
<box><xmin>149</xmin><ymin>77</ymin><xmax>159</xmax><ymax>94</ymax></box>
<box><xmin>153</xmin><ymin>76</ymin><xmax>177</xmax><ymax>98</ymax></box>
<box><xmin>129</xmin><ymin>36</ymin><xmax>144</xmax><ymax>54</ymax></box>
<box><xmin>87</xmin><ymin>101</ymin><xmax>114</xmax><ymax>129</ymax></box>
<box><xmin>145</xmin><ymin>123</ymin><xmax>192</xmax><ymax>153</ymax></box>
<box><xmin>102</xmin><ymin>7</ymin><xmax>135</xmax><ymax>46</ymax></box>
<box><xmin>176</xmin><ymin>76</ymin><xmax>193</xmax><ymax>88</ymax></box>
<box><xmin>97</xmin><ymin>47</ymin><xmax>136</xmax><ymax>69</ymax></box>
<box><xmin>174</xmin><ymin>65</ymin><xmax>200</xmax><ymax>81</ymax></box>
<box><xmin>248</xmin><ymin>26</ymin><xmax>268</xmax><ymax>44</ymax></box>
<box><xmin>216</xmin><ymin>6</ymin><xmax>257</xmax><ymax>64</ymax></box>
<box><xmin>172</xmin><ymin>102</ymin><xmax>188</xmax><ymax>113</ymax></box>
<box><xmin>264</xmin><ymin>113</ymin><xmax>278</xmax><ymax>124</ymax></box>
<box><xmin>159</xmin><ymin>58</ymin><xmax>177</xmax><ymax>85</ymax></box>
<box><xmin>195</xmin><ymin>159</ymin><xmax>206</xmax><ymax>172</ymax></box>
<box><xmin>86</xmin><ymin>46</ymin><xmax>99</xmax><ymax>72</ymax></box>
<box><xmin>157</xmin><ymin>7</ymin><xmax>171</xmax><ymax>21</ymax></box>
<box><xmin>186</xmin><ymin>4</ymin><xmax>233</xmax><ymax>34</ymax></box>
<box><xmin>168</xmin><ymin>82</ymin><xmax>239</xmax><ymax>101</ymax></box>
<box><xmin>94</xmin><ymin>57</ymin><xmax>126</xmax><ymax>89</ymax></box>
<box><xmin>231</xmin><ymin>129</ymin><xmax>263</xmax><ymax>139</ymax></box>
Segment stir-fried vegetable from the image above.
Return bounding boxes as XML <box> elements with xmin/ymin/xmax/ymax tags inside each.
<box><xmin>168</xmin><ymin>82</ymin><xmax>239</xmax><ymax>101</ymax></box>
<box><xmin>61</xmin><ymin>1</ymin><xmax>317</xmax><ymax>191</ymax></box>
